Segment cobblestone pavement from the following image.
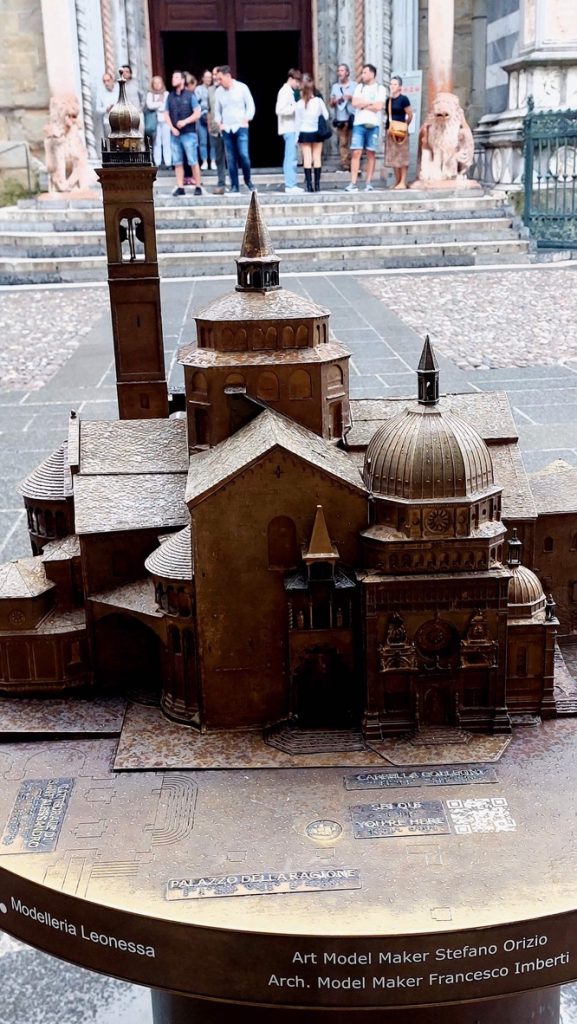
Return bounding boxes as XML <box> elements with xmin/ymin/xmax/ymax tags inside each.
<box><xmin>0</xmin><ymin>289</ymin><xmax>108</xmax><ymax>391</ymax></box>
<box><xmin>363</xmin><ymin>267</ymin><xmax>577</xmax><ymax>370</ymax></box>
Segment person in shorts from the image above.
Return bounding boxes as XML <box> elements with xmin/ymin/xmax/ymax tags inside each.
<box><xmin>345</xmin><ymin>63</ymin><xmax>386</xmax><ymax>193</ymax></box>
<box><xmin>165</xmin><ymin>70</ymin><xmax>202</xmax><ymax>196</ymax></box>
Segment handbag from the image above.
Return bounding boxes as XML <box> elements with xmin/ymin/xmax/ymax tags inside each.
<box><xmin>144</xmin><ymin>108</ymin><xmax>157</xmax><ymax>136</ymax></box>
<box><xmin>317</xmin><ymin>112</ymin><xmax>332</xmax><ymax>141</ymax></box>
<box><xmin>387</xmin><ymin>99</ymin><xmax>408</xmax><ymax>143</ymax></box>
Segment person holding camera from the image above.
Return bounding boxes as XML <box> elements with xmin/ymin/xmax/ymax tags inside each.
<box><xmin>330</xmin><ymin>63</ymin><xmax>356</xmax><ymax>172</ymax></box>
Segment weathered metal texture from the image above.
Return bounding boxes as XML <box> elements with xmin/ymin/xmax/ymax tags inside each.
<box><xmin>523</xmin><ymin>95</ymin><xmax>577</xmax><ymax>247</ymax></box>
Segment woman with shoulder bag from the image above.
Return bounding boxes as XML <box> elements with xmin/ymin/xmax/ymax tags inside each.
<box><xmin>295</xmin><ymin>74</ymin><xmax>331</xmax><ymax>192</ymax></box>
<box><xmin>384</xmin><ymin>74</ymin><xmax>412</xmax><ymax>189</ymax></box>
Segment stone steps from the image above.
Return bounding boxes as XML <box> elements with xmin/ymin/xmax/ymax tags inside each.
<box><xmin>266</xmin><ymin>725</ymin><xmax>366</xmax><ymax>754</ymax></box>
<box><xmin>0</xmin><ymin>237</ymin><xmax>532</xmax><ymax>285</ymax></box>
<box><xmin>0</xmin><ymin>218</ymin><xmax>522</xmax><ymax>258</ymax></box>
<box><xmin>0</xmin><ymin>178</ymin><xmax>532</xmax><ymax>284</ymax></box>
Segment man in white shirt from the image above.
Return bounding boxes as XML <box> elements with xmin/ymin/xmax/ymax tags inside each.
<box><xmin>95</xmin><ymin>72</ymin><xmax>119</xmax><ymax>151</ymax></box>
<box><xmin>275</xmin><ymin>68</ymin><xmax>303</xmax><ymax>193</ymax></box>
<box><xmin>345</xmin><ymin>63</ymin><xmax>386</xmax><ymax>193</ymax></box>
<box><xmin>215</xmin><ymin>65</ymin><xmax>256</xmax><ymax>193</ymax></box>
<box><xmin>329</xmin><ymin>63</ymin><xmax>356</xmax><ymax>171</ymax></box>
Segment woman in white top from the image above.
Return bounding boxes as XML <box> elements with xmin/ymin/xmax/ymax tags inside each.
<box><xmin>295</xmin><ymin>74</ymin><xmax>330</xmax><ymax>192</ymax></box>
<box><xmin>146</xmin><ymin>76</ymin><xmax>171</xmax><ymax>167</ymax></box>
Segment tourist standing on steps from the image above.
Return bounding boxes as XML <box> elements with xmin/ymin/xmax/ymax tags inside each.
<box><xmin>295</xmin><ymin>74</ymin><xmax>330</xmax><ymax>193</ymax></box>
<box><xmin>384</xmin><ymin>75</ymin><xmax>412</xmax><ymax>189</ymax></box>
<box><xmin>215</xmin><ymin>66</ymin><xmax>256</xmax><ymax>193</ymax></box>
<box><xmin>330</xmin><ymin>63</ymin><xmax>356</xmax><ymax>171</ymax></box>
<box><xmin>165</xmin><ymin>70</ymin><xmax>203</xmax><ymax>196</ymax></box>
<box><xmin>95</xmin><ymin>72</ymin><xmax>119</xmax><ymax>151</ymax></box>
<box><xmin>207</xmin><ymin>66</ymin><xmax>227</xmax><ymax>195</ymax></box>
<box><xmin>276</xmin><ymin>68</ymin><xmax>303</xmax><ymax>193</ymax></box>
<box><xmin>195</xmin><ymin>70</ymin><xmax>214</xmax><ymax>171</ymax></box>
<box><xmin>146</xmin><ymin>76</ymin><xmax>171</xmax><ymax>167</ymax></box>
<box><xmin>346</xmin><ymin>63</ymin><xmax>386</xmax><ymax>193</ymax></box>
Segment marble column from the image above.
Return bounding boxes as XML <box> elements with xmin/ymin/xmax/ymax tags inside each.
<box><xmin>40</xmin><ymin>0</ymin><xmax>81</xmax><ymax>96</ymax></box>
<box><xmin>427</xmin><ymin>0</ymin><xmax>455</xmax><ymax>104</ymax></box>
<box><xmin>392</xmin><ymin>0</ymin><xmax>419</xmax><ymax>75</ymax></box>
<box><xmin>469</xmin><ymin>0</ymin><xmax>488</xmax><ymax>127</ymax></box>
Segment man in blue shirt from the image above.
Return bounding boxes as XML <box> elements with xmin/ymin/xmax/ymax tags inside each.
<box><xmin>165</xmin><ymin>70</ymin><xmax>202</xmax><ymax>196</ymax></box>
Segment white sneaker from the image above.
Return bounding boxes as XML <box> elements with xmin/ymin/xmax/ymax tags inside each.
<box><xmin>364</xmin><ymin>183</ymin><xmax>374</xmax><ymax>192</ymax></box>
<box><xmin>345</xmin><ymin>182</ymin><xmax>359</xmax><ymax>192</ymax></box>
<box><xmin>201</xmin><ymin>161</ymin><xmax>208</xmax><ymax>171</ymax></box>
<box><xmin>286</xmin><ymin>185</ymin><xmax>304</xmax><ymax>193</ymax></box>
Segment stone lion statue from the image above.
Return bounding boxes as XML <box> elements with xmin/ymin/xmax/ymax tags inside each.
<box><xmin>44</xmin><ymin>93</ymin><xmax>97</xmax><ymax>192</ymax></box>
<box><xmin>418</xmin><ymin>92</ymin><xmax>474</xmax><ymax>183</ymax></box>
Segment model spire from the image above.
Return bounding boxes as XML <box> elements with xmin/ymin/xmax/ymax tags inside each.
<box><xmin>103</xmin><ymin>72</ymin><xmax>150</xmax><ymax>164</ymax></box>
<box><xmin>236</xmin><ymin>192</ymin><xmax>280</xmax><ymax>292</ymax></box>
<box><xmin>303</xmin><ymin>505</ymin><xmax>339</xmax><ymax>564</ymax></box>
<box><xmin>417</xmin><ymin>335</ymin><xmax>439</xmax><ymax>406</ymax></box>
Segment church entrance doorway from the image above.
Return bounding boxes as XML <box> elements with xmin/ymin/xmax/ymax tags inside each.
<box><xmin>236</xmin><ymin>31</ymin><xmax>301</xmax><ymax>167</ymax></box>
<box><xmin>295</xmin><ymin>645</ymin><xmax>358</xmax><ymax>730</ymax></box>
<box><xmin>162</xmin><ymin>32</ymin><xmax>228</xmax><ymax>83</ymax></box>
<box><xmin>93</xmin><ymin>614</ymin><xmax>162</xmax><ymax>705</ymax></box>
<box><xmin>421</xmin><ymin>683</ymin><xmax>454</xmax><ymax>727</ymax></box>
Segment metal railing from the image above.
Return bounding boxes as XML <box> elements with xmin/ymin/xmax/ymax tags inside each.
<box><xmin>523</xmin><ymin>95</ymin><xmax>577</xmax><ymax>247</ymax></box>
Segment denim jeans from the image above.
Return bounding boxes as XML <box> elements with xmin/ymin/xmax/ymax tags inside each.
<box><xmin>222</xmin><ymin>127</ymin><xmax>252</xmax><ymax>190</ymax></box>
<box><xmin>282</xmin><ymin>131</ymin><xmax>298</xmax><ymax>188</ymax></box>
<box><xmin>197</xmin><ymin>117</ymin><xmax>214</xmax><ymax>164</ymax></box>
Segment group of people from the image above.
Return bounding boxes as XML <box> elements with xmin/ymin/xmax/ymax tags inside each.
<box><xmin>96</xmin><ymin>64</ymin><xmax>256</xmax><ymax>196</ymax></box>
<box><xmin>276</xmin><ymin>63</ymin><xmax>412</xmax><ymax>194</ymax></box>
<box><xmin>96</xmin><ymin>60</ymin><xmax>412</xmax><ymax>196</ymax></box>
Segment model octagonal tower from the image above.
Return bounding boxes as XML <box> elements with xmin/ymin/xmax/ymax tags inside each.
<box><xmin>179</xmin><ymin>193</ymin><xmax>351</xmax><ymax>452</ymax></box>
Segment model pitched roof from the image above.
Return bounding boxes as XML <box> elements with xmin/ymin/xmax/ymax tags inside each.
<box><xmin>186</xmin><ymin>408</ymin><xmax>366</xmax><ymax>506</ymax></box>
<box><xmin>347</xmin><ymin>392</ymin><xmax>518</xmax><ymax>448</ymax></box>
<box><xmin>0</xmin><ymin>558</ymin><xmax>54</xmax><ymax>599</ymax></box>
<box><xmin>77</xmin><ymin>419</ymin><xmax>188</xmax><ymax>475</ymax></box>
<box><xmin>528</xmin><ymin>460</ymin><xmax>577</xmax><ymax>514</ymax></box>
<box><xmin>74</xmin><ymin>473</ymin><xmax>188</xmax><ymax>534</ymax></box>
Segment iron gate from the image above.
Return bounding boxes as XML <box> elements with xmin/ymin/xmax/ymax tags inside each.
<box><xmin>523</xmin><ymin>95</ymin><xmax>577</xmax><ymax>247</ymax></box>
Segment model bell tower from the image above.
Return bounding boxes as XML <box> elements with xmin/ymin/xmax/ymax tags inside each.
<box><xmin>95</xmin><ymin>75</ymin><xmax>169</xmax><ymax>419</ymax></box>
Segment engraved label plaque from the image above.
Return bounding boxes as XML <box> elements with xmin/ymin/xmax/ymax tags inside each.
<box><xmin>350</xmin><ymin>800</ymin><xmax>451</xmax><ymax>839</ymax></box>
<box><xmin>166</xmin><ymin>867</ymin><xmax>361</xmax><ymax>900</ymax></box>
<box><xmin>345</xmin><ymin>766</ymin><xmax>498</xmax><ymax>790</ymax></box>
<box><xmin>1</xmin><ymin>778</ymin><xmax>74</xmax><ymax>854</ymax></box>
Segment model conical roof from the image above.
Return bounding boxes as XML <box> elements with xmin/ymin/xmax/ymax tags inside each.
<box><xmin>145</xmin><ymin>525</ymin><xmax>192</xmax><ymax>581</ymax></box>
<box><xmin>238</xmin><ymin>192</ymin><xmax>276</xmax><ymax>261</ymax></box>
<box><xmin>418</xmin><ymin>335</ymin><xmax>438</xmax><ymax>372</ymax></box>
<box><xmin>304</xmin><ymin>505</ymin><xmax>339</xmax><ymax>562</ymax></box>
<box><xmin>18</xmin><ymin>443</ymin><xmax>72</xmax><ymax>501</ymax></box>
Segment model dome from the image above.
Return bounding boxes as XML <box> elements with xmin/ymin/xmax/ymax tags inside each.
<box><xmin>363</xmin><ymin>407</ymin><xmax>494</xmax><ymax>501</ymax></box>
<box><xmin>108</xmin><ymin>76</ymin><xmax>142</xmax><ymax>139</ymax></box>
<box><xmin>507</xmin><ymin>564</ymin><xmax>546</xmax><ymax>619</ymax></box>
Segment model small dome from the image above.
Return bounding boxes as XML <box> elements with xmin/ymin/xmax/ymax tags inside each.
<box><xmin>108</xmin><ymin>76</ymin><xmax>142</xmax><ymax>139</ymax></box>
<box><xmin>507</xmin><ymin>564</ymin><xmax>546</xmax><ymax>618</ymax></box>
<box><xmin>145</xmin><ymin>525</ymin><xmax>192</xmax><ymax>581</ymax></box>
<box><xmin>363</xmin><ymin>407</ymin><xmax>494</xmax><ymax>501</ymax></box>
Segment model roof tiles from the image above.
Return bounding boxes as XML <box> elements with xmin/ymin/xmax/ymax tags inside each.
<box><xmin>347</xmin><ymin>392</ymin><xmax>518</xmax><ymax>448</ymax></box>
<box><xmin>0</xmin><ymin>558</ymin><xmax>54</xmax><ymax>599</ymax></box>
<box><xmin>193</xmin><ymin>288</ymin><xmax>329</xmax><ymax>324</ymax></box>
<box><xmin>180</xmin><ymin>340</ymin><xmax>348</xmax><ymax>367</ymax></box>
<box><xmin>528</xmin><ymin>460</ymin><xmax>577</xmax><ymax>514</ymax></box>
<box><xmin>78</xmin><ymin>419</ymin><xmax>188</xmax><ymax>475</ymax></box>
<box><xmin>186</xmin><ymin>408</ymin><xmax>366</xmax><ymax>505</ymax></box>
<box><xmin>74</xmin><ymin>474</ymin><xmax>188</xmax><ymax>534</ymax></box>
<box><xmin>145</xmin><ymin>525</ymin><xmax>193</xmax><ymax>581</ymax></box>
<box><xmin>19</xmin><ymin>442</ymin><xmax>73</xmax><ymax>501</ymax></box>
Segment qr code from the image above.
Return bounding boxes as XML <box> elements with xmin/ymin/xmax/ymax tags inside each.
<box><xmin>446</xmin><ymin>797</ymin><xmax>516</xmax><ymax>834</ymax></box>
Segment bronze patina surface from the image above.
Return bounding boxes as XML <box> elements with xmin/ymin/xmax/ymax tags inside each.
<box><xmin>1</xmin><ymin>719</ymin><xmax>577</xmax><ymax>1011</ymax></box>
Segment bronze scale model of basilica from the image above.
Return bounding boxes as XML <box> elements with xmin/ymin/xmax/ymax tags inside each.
<box><xmin>0</xmin><ymin>83</ymin><xmax>563</xmax><ymax>750</ymax></box>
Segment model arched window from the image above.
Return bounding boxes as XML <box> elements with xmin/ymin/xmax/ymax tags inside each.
<box><xmin>224</xmin><ymin>372</ymin><xmax>245</xmax><ymax>389</ymax></box>
<box><xmin>289</xmin><ymin>369</ymin><xmax>312</xmax><ymax>400</ymax></box>
<box><xmin>118</xmin><ymin>208</ymin><xmax>145</xmax><ymax>261</ymax></box>
<box><xmin>267</xmin><ymin>516</ymin><xmax>298</xmax><ymax>569</ymax></box>
<box><xmin>281</xmin><ymin>325</ymin><xmax>294</xmax><ymax>347</ymax></box>
<box><xmin>256</xmin><ymin>371</ymin><xmax>280</xmax><ymax>401</ymax></box>
<box><xmin>327</xmin><ymin>365</ymin><xmax>344</xmax><ymax>393</ymax></box>
<box><xmin>191</xmin><ymin>372</ymin><xmax>208</xmax><ymax>395</ymax></box>
<box><xmin>266</xmin><ymin>326</ymin><xmax>277</xmax><ymax>348</ymax></box>
<box><xmin>295</xmin><ymin>324</ymin><xmax>308</xmax><ymax>347</ymax></box>
<box><xmin>543</xmin><ymin>536</ymin><xmax>554</xmax><ymax>553</ymax></box>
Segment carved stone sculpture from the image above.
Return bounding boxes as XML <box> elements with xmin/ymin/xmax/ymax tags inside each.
<box><xmin>44</xmin><ymin>93</ymin><xmax>97</xmax><ymax>192</ymax></box>
<box><xmin>418</xmin><ymin>91</ymin><xmax>474</xmax><ymax>185</ymax></box>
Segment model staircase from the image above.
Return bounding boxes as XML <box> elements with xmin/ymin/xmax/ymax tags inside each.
<box><xmin>0</xmin><ymin>168</ymin><xmax>534</xmax><ymax>285</ymax></box>
<box><xmin>266</xmin><ymin>723</ymin><xmax>366</xmax><ymax>754</ymax></box>
<box><xmin>412</xmin><ymin>726</ymin><xmax>471</xmax><ymax>746</ymax></box>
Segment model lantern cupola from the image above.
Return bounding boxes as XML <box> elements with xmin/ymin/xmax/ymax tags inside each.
<box><xmin>179</xmin><ymin>193</ymin><xmax>352</xmax><ymax>452</ymax></box>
